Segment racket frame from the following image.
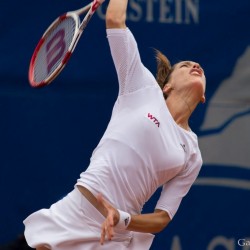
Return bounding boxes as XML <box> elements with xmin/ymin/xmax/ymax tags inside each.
<box><xmin>29</xmin><ymin>0</ymin><xmax>102</xmax><ymax>87</ymax></box>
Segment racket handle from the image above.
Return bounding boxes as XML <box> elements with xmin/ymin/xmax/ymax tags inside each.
<box><xmin>90</xmin><ymin>0</ymin><xmax>105</xmax><ymax>14</ymax></box>
<box><xmin>77</xmin><ymin>3</ymin><xmax>92</xmax><ymax>15</ymax></box>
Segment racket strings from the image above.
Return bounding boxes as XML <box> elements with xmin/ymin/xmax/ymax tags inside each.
<box><xmin>33</xmin><ymin>16</ymin><xmax>77</xmax><ymax>84</ymax></box>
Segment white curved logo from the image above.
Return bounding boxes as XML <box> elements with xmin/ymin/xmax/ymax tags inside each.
<box><xmin>195</xmin><ymin>46</ymin><xmax>250</xmax><ymax>191</ymax></box>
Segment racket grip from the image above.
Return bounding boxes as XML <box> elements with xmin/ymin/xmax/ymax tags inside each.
<box><xmin>92</xmin><ymin>0</ymin><xmax>105</xmax><ymax>10</ymax></box>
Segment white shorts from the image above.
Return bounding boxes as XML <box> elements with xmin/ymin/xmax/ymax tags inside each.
<box><xmin>23</xmin><ymin>187</ymin><xmax>154</xmax><ymax>250</ymax></box>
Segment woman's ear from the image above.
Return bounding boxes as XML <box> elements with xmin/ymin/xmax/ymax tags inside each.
<box><xmin>201</xmin><ymin>94</ymin><xmax>206</xmax><ymax>104</ymax></box>
<box><xmin>163</xmin><ymin>84</ymin><xmax>173</xmax><ymax>96</ymax></box>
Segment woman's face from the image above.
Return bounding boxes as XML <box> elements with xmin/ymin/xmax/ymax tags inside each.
<box><xmin>167</xmin><ymin>61</ymin><xmax>206</xmax><ymax>102</ymax></box>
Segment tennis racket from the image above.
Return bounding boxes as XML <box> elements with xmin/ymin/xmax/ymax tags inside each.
<box><xmin>29</xmin><ymin>0</ymin><xmax>104</xmax><ymax>88</ymax></box>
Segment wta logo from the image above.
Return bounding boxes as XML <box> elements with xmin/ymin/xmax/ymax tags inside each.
<box><xmin>145</xmin><ymin>113</ymin><xmax>160</xmax><ymax>127</ymax></box>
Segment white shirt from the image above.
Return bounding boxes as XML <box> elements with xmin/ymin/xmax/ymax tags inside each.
<box><xmin>76</xmin><ymin>28</ymin><xmax>202</xmax><ymax>219</ymax></box>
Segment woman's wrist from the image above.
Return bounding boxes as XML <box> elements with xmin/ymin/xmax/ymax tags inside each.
<box><xmin>115</xmin><ymin>209</ymin><xmax>131</xmax><ymax>230</ymax></box>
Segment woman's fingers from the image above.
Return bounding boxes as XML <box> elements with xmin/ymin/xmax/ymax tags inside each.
<box><xmin>100</xmin><ymin>216</ymin><xmax>115</xmax><ymax>245</ymax></box>
<box><xmin>100</xmin><ymin>223</ymin><xmax>106</xmax><ymax>245</ymax></box>
<box><xmin>107</xmin><ymin>215</ymin><xmax>114</xmax><ymax>239</ymax></box>
<box><xmin>97</xmin><ymin>193</ymin><xmax>118</xmax><ymax>244</ymax></box>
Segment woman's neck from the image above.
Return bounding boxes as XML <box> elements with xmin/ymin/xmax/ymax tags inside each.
<box><xmin>166</xmin><ymin>96</ymin><xmax>194</xmax><ymax>131</ymax></box>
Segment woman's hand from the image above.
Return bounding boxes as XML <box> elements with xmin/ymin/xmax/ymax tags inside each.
<box><xmin>97</xmin><ymin>194</ymin><xmax>120</xmax><ymax>245</ymax></box>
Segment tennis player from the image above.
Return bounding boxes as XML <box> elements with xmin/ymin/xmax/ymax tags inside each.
<box><xmin>23</xmin><ymin>0</ymin><xmax>206</xmax><ymax>249</ymax></box>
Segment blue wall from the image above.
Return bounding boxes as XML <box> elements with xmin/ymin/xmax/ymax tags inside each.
<box><xmin>0</xmin><ymin>0</ymin><xmax>250</xmax><ymax>249</ymax></box>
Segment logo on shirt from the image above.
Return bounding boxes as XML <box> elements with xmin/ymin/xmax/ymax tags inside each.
<box><xmin>145</xmin><ymin>113</ymin><xmax>160</xmax><ymax>127</ymax></box>
<box><xmin>180</xmin><ymin>143</ymin><xmax>186</xmax><ymax>153</ymax></box>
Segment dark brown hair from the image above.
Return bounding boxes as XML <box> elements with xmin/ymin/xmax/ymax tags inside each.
<box><xmin>154</xmin><ymin>49</ymin><xmax>174</xmax><ymax>98</ymax></box>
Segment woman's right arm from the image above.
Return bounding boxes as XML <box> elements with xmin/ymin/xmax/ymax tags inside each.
<box><xmin>106</xmin><ymin>0</ymin><xmax>128</xmax><ymax>29</ymax></box>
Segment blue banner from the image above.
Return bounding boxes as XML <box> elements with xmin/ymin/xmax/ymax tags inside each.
<box><xmin>0</xmin><ymin>0</ymin><xmax>249</xmax><ymax>249</ymax></box>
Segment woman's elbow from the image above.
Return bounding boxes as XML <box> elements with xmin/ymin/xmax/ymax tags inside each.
<box><xmin>154</xmin><ymin>210</ymin><xmax>171</xmax><ymax>233</ymax></box>
<box><xmin>106</xmin><ymin>12</ymin><xmax>126</xmax><ymax>29</ymax></box>
<box><xmin>156</xmin><ymin>219</ymin><xmax>170</xmax><ymax>233</ymax></box>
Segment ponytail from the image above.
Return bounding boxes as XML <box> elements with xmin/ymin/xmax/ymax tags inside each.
<box><xmin>154</xmin><ymin>49</ymin><xmax>173</xmax><ymax>98</ymax></box>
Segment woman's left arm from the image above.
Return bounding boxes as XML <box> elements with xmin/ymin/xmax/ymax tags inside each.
<box><xmin>128</xmin><ymin>209</ymin><xmax>171</xmax><ymax>233</ymax></box>
<box><xmin>98</xmin><ymin>194</ymin><xmax>171</xmax><ymax>245</ymax></box>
